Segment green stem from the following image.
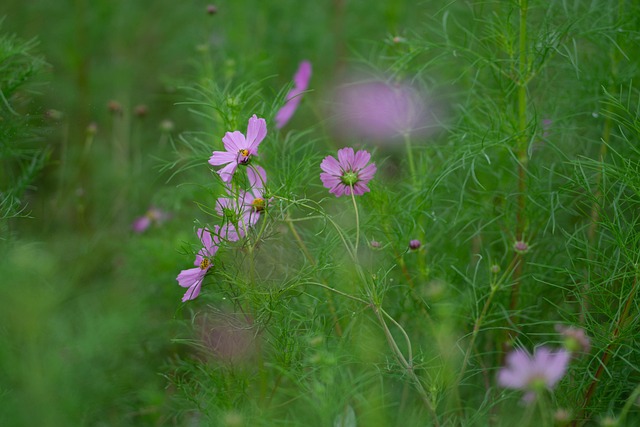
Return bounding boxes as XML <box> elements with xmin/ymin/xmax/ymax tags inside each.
<box><xmin>274</xmin><ymin>195</ymin><xmax>356</xmax><ymax>262</ymax></box>
<box><xmin>350</xmin><ymin>184</ymin><xmax>360</xmax><ymax>254</ymax></box>
<box><xmin>404</xmin><ymin>132</ymin><xmax>417</xmax><ymax>188</ymax></box>
<box><xmin>371</xmin><ymin>302</ymin><xmax>440</xmax><ymax>426</ymax></box>
<box><xmin>304</xmin><ymin>281</ymin><xmax>369</xmax><ymax>305</ymax></box>
<box><xmin>506</xmin><ymin>0</ymin><xmax>529</xmax><ymax>341</ymax></box>
<box><xmin>457</xmin><ymin>256</ymin><xmax>518</xmax><ymax>385</ymax></box>
<box><xmin>617</xmin><ymin>383</ymin><xmax>640</xmax><ymax>425</ymax></box>
<box><xmin>286</xmin><ymin>214</ymin><xmax>344</xmax><ymax>337</ymax></box>
<box><xmin>380</xmin><ymin>306</ymin><xmax>413</xmax><ymax>365</ymax></box>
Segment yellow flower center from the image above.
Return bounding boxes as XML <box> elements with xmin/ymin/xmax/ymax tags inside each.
<box><xmin>200</xmin><ymin>258</ymin><xmax>211</xmax><ymax>270</ymax></box>
<box><xmin>239</xmin><ymin>149</ymin><xmax>249</xmax><ymax>157</ymax></box>
<box><xmin>252</xmin><ymin>198</ymin><xmax>265</xmax><ymax>212</ymax></box>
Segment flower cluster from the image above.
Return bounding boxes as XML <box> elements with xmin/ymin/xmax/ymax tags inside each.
<box><xmin>176</xmin><ymin>228</ymin><xmax>219</xmax><ymax>302</ymax></box>
<box><xmin>176</xmin><ymin>61</ymin><xmax>380</xmax><ymax>302</ymax></box>
<box><xmin>208</xmin><ymin>115</ymin><xmax>267</xmax><ymax>183</ymax></box>
<box><xmin>177</xmin><ymin>116</ymin><xmax>271</xmax><ymax>302</ymax></box>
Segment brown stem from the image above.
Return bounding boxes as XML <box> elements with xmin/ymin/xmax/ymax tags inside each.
<box><xmin>572</xmin><ymin>273</ymin><xmax>639</xmax><ymax>426</ymax></box>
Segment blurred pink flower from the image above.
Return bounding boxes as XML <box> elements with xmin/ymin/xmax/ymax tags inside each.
<box><xmin>275</xmin><ymin>61</ymin><xmax>312</xmax><ymax>129</ymax></box>
<box><xmin>209</xmin><ymin>115</ymin><xmax>267</xmax><ymax>183</ymax></box>
<box><xmin>332</xmin><ymin>79</ymin><xmax>428</xmax><ymax>140</ymax></box>
<box><xmin>556</xmin><ymin>325</ymin><xmax>591</xmax><ymax>355</ymax></box>
<box><xmin>320</xmin><ymin>147</ymin><xmax>376</xmax><ymax>197</ymax></box>
<box><xmin>177</xmin><ymin>228</ymin><xmax>219</xmax><ymax>302</ymax></box>
<box><xmin>132</xmin><ymin>207</ymin><xmax>170</xmax><ymax>233</ymax></box>
<box><xmin>498</xmin><ymin>346</ymin><xmax>570</xmax><ymax>402</ymax></box>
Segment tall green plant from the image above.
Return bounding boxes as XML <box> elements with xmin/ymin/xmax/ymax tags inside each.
<box><xmin>0</xmin><ymin>26</ymin><xmax>47</xmax><ymax>232</ymax></box>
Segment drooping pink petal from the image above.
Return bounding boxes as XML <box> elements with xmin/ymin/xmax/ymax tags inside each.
<box><xmin>217</xmin><ymin>162</ymin><xmax>238</xmax><ymax>183</ymax></box>
<box><xmin>248</xmin><ymin>165</ymin><xmax>267</xmax><ymax>189</ymax></box>
<box><xmin>182</xmin><ymin>278</ymin><xmax>204</xmax><ymax>302</ymax></box>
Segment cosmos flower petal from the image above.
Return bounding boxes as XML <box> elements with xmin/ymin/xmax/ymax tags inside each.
<box><xmin>544</xmin><ymin>350</ymin><xmax>571</xmax><ymax>387</ymax></box>
<box><xmin>177</xmin><ymin>267</ymin><xmax>205</xmax><ymax>288</ymax></box>
<box><xmin>275</xmin><ymin>61</ymin><xmax>312</xmax><ymax>129</ymax></box>
<box><xmin>320</xmin><ymin>173</ymin><xmax>341</xmax><ymax>188</ymax></box>
<box><xmin>210</xmin><ymin>116</ymin><xmax>267</xmax><ymax>183</ymax></box>
<box><xmin>337</xmin><ymin>147</ymin><xmax>355</xmax><ymax>169</ymax></box>
<box><xmin>209</xmin><ymin>150</ymin><xmax>237</xmax><ymax>166</ymax></box>
<box><xmin>353</xmin><ymin>182</ymin><xmax>370</xmax><ymax>195</ymax></box>
<box><xmin>320</xmin><ymin>155</ymin><xmax>343</xmax><ymax>176</ymax></box>
<box><xmin>246</xmin><ymin>115</ymin><xmax>267</xmax><ymax>152</ymax></box>
<box><xmin>293</xmin><ymin>61</ymin><xmax>312</xmax><ymax>89</ymax></box>
<box><xmin>222</xmin><ymin>131</ymin><xmax>246</xmax><ymax>152</ymax></box>
<box><xmin>182</xmin><ymin>279</ymin><xmax>203</xmax><ymax>302</ymax></box>
<box><xmin>358</xmin><ymin>163</ymin><xmax>377</xmax><ymax>181</ymax></box>
<box><xmin>352</xmin><ymin>150</ymin><xmax>371</xmax><ymax>170</ymax></box>
<box><xmin>248</xmin><ymin>165</ymin><xmax>267</xmax><ymax>189</ymax></box>
<box><xmin>217</xmin><ymin>162</ymin><xmax>239</xmax><ymax>183</ymax></box>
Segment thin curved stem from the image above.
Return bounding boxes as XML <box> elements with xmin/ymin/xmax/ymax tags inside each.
<box><xmin>350</xmin><ymin>184</ymin><xmax>360</xmax><ymax>254</ymax></box>
<box><xmin>404</xmin><ymin>132</ymin><xmax>417</xmax><ymax>188</ymax></box>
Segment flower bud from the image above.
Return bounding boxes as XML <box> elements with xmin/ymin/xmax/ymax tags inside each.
<box><xmin>409</xmin><ymin>239</ymin><xmax>421</xmax><ymax>250</ymax></box>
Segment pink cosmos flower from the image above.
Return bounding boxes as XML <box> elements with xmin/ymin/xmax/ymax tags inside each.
<box><xmin>275</xmin><ymin>61</ymin><xmax>312</xmax><ymax>129</ymax></box>
<box><xmin>556</xmin><ymin>325</ymin><xmax>591</xmax><ymax>355</ymax></box>
<box><xmin>241</xmin><ymin>165</ymin><xmax>269</xmax><ymax>226</ymax></box>
<box><xmin>208</xmin><ymin>115</ymin><xmax>267</xmax><ymax>183</ymax></box>
<box><xmin>215</xmin><ymin>186</ymin><xmax>254</xmax><ymax>241</ymax></box>
<box><xmin>332</xmin><ymin>79</ymin><xmax>429</xmax><ymax>141</ymax></box>
<box><xmin>177</xmin><ymin>228</ymin><xmax>219</xmax><ymax>302</ymax></box>
<box><xmin>498</xmin><ymin>346</ymin><xmax>570</xmax><ymax>402</ymax></box>
<box><xmin>320</xmin><ymin>147</ymin><xmax>376</xmax><ymax>197</ymax></box>
<box><xmin>132</xmin><ymin>207</ymin><xmax>170</xmax><ymax>233</ymax></box>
